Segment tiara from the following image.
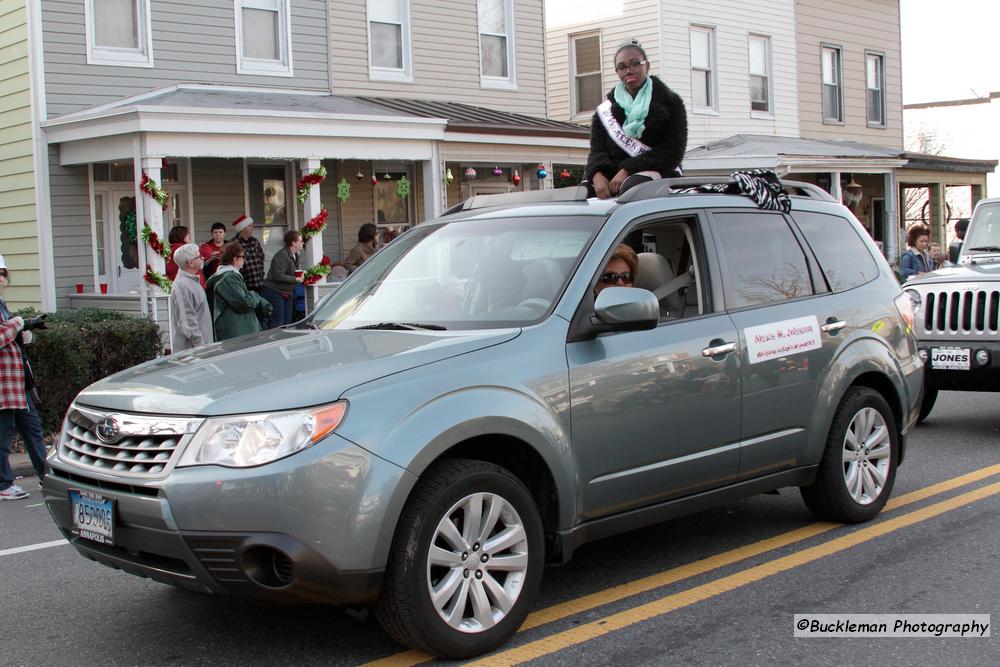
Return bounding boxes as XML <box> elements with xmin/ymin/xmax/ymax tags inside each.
<box><xmin>616</xmin><ymin>37</ymin><xmax>643</xmax><ymax>51</ymax></box>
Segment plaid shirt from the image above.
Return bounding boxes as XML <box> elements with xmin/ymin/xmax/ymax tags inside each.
<box><xmin>236</xmin><ymin>235</ymin><xmax>265</xmax><ymax>291</ymax></box>
<box><xmin>0</xmin><ymin>299</ymin><xmax>27</xmax><ymax>411</ymax></box>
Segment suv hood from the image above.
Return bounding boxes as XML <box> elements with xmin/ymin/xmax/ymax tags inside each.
<box><xmin>76</xmin><ymin>327</ymin><xmax>519</xmax><ymax>416</ymax></box>
<box><xmin>905</xmin><ymin>262</ymin><xmax>1000</xmax><ymax>286</ymax></box>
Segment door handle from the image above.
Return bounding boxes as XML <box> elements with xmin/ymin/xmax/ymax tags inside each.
<box><xmin>702</xmin><ymin>341</ymin><xmax>736</xmax><ymax>358</ymax></box>
<box><xmin>820</xmin><ymin>318</ymin><xmax>847</xmax><ymax>334</ymax></box>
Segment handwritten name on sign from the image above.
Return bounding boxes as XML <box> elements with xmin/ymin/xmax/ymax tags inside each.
<box><xmin>745</xmin><ymin>315</ymin><xmax>822</xmax><ymax>365</ymax></box>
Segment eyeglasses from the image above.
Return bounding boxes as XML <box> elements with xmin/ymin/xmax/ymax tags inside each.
<box><xmin>600</xmin><ymin>271</ymin><xmax>633</xmax><ymax>285</ymax></box>
<box><xmin>614</xmin><ymin>60</ymin><xmax>647</xmax><ymax>74</ymax></box>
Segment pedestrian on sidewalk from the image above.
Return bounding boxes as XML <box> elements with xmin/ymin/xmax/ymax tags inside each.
<box><xmin>0</xmin><ymin>254</ymin><xmax>49</xmax><ymax>500</ymax></box>
<box><xmin>168</xmin><ymin>243</ymin><xmax>213</xmax><ymax>352</ymax></box>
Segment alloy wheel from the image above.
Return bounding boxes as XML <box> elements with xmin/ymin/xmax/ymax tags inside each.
<box><xmin>841</xmin><ymin>406</ymin><xmax>891</xmax><ymax>505</ymax></box>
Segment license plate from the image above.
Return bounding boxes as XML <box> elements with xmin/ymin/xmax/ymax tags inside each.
<box><xmin>930</xmin><ymin>347</ymin><xmax>971</xmax><ymax>371</ymax></box>
<box><xmin>69</xmin><ymin>489</ymin><xmax>115</xmax><ymax>545</ymax></box>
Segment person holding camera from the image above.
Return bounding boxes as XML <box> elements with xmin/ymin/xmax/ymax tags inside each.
<box><xmin>0</xmin><ymin>255</ymin><xmax>49</xmax><ymax>500</ymax></box>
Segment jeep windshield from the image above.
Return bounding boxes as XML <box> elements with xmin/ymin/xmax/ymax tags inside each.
<box><xmin>963</xmin><ymin>201</ymin><xmax>1000</xmax><ymax>259</ymax></box>
<box><xmin>305</xmin><ymin>215</ymin><xmax>602</xmax><ymax>330</ymax></box>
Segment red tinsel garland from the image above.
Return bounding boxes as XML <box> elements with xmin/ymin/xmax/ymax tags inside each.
<box><xmin>296</xmin><ymin>166</ymin><xmax>327</xmax><ymax>203</ymax></box>
<box><xmin>302</xmin><ymin>255</ymin><xmax>332</xmax><ymax>285</ymax></box>
<box><xmin>140</xmin><ymin>171</ymin><xmax>168</xmax><ymax>210</ymax></box>
<box><xmin>302</xmin><ymin>208</ymin><xmax>328</xmax><ymax>241</ymax></box>
<box><xmin>143</xmin><ymin>265</ymin><xmax>172</xmax><ymax>292</ymax></box>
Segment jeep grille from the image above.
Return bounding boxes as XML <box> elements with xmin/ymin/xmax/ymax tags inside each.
<box><xmin>921</xmin><ymin>288</ymin><xmax>1000</xmax><ymax>335</ymax></box>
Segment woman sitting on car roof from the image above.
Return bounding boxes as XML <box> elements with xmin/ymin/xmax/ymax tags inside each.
<box><xmin>583</xmin><ymin>38</ymin><xmax>688</xmax><ymax>199</ymax></box>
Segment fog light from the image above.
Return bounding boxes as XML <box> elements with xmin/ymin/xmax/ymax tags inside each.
<box><xmin>918</xmin><ymin>349</ymin><xmax>929</xmax><ymax>362</ymax></box>
<box><xmin>975</xmin><ymin>349</ymin><xmax>990</xmax><ymax>366</ymax></box>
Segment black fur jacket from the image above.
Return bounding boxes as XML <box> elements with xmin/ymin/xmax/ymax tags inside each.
<box><xmin>585</xmin><ymin>75</ymin><xmax>688</xmax><ymax>181</ymax></box>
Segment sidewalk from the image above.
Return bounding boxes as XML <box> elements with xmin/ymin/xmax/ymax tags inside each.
<box><xmin>8</xmin><ymin>451</ymin><xmax>39</xmax><ymax>479</ymax></box>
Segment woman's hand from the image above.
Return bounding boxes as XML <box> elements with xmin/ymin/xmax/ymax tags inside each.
<box><xmin>592</xmin><ymin>172</ymin><xmax>612</xmax><ymax>199</ymax></box>
<box><xmin>609</xmin><ymin>169</ymin><xmax>631</xmax><ymax>195</ymax></box>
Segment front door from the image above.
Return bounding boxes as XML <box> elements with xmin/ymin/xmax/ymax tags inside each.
<box><xmin>107</xmin><ymin>189</ymin><xmax>141</xmax><ymax>294</ymax></box>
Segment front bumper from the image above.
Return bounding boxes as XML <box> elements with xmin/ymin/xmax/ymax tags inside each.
<box><xmin>43</xmin><ymin>435</ymin><xmax>410</xmax><ymax>605</ymax></box>
<box><xmin>916</xmin><ymin>339</ymin><xmax>1000</xmax><ymax>392</ymax></box>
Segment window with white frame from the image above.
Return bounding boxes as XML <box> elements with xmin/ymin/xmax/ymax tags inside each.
<box><xmin>235</xmin><ymin>0</ymin><xmax>292</xmax><ymax>76</ymax></box>
<box><xmin>690</xmin><ymin>26</ymin><xmax>716</xmax><ymax>111</ymax></box>
<box><xmin>866</xmin><ymin>52</ymin><xmax>886</xmax><ymax>126</ymax></box>
<box><xmin>821</xmin><ymin>45</ymin><xmax>843</xmax><ymax>122</ymax></box>
<box><xmin>368</xmin><ymin>0</ymin><xmax>412</xmax><ymax>81</ymax></box>
<box><xmin>85</xmin><ymin>0</ymin><xmax>153</xmax><ymax>67</ymax></box>
<box><xmin>571</xmin><ymin>33</ymin><xmax>602</xmax><ymax>117</ymax></box>
<box><xmin>478</xmin><ymin>0</ymin><xmax>516</xmax><ymax>87</ymax></box>
<box><xmin>749</xmin><ymin>34</ymin><xmax>771</xmax><ymax>114</ymax></box>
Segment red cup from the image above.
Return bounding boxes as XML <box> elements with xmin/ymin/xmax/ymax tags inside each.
<box><xmin>100</xmin><ymin>283</ymin><xmax>108</xmax><ymax>294</ymax></box>
<box><xmin>295</xmin><ymin>269</ymin><xmax>304</xmax><ymax>280</ymax></box>
<box><xmin>75</xmin><ymin>283</ymin><xmax>84</xmax><ymax>293</ymax></box>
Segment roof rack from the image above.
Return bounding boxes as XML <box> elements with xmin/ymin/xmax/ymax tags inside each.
<box><xmin>442</xmin><ymin>185</ymin><xmax>590</xmax><ymax>215</ymax></box>
<box><xmin>616</xmin><ymin>177</ymin><xmax>837</xmax><ymax>204</ymax></box>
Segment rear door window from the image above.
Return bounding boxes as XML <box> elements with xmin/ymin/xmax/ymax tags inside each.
<box><xmin>791</xmin><ymin>211</ymin><xmax>879</xmax><ymax>291</ymax></box>
<box><xmin>711</xmin><ymin>211</ymin><xmax>815</xmax><ymax>310</ymax></box>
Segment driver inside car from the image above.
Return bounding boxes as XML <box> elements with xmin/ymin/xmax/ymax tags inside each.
<box><xmin>594</xmin><ymin>243</ymin><xmax>638</xmax><ymax>296</ymax></box>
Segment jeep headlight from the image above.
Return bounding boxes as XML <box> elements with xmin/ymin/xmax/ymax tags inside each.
<box><xmin>178</xmin><ymin>402</ymin><xmax>348</xmax><ymax>468</ymax></box>
<box><xmin>905</xmin><ymin>288</ymin><xmax>921</xmax><ymax>316</ymax></box>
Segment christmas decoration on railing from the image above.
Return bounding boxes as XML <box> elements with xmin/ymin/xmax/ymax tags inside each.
<box><xmin>302</xmin><ymin>256</ymin><xmax>332</xmax><ymax>285</ymax></box>
<box><xmin>296</xmin><ymin>165</ymin><xmax>327</xmax><ymax>203</ymax></box>
<box><xmin>465</xmin><ymin>166</ymin><xmax>477</xmax><ymax>180</ymax></box>
<box><xmin>140</xmin><ymin>171</ymin><xmax>168</xmax><ymax>210</ymax></box>
<box><xmin>492</xmin><ymin>165</ymin><xmax>503</xmax><ymax>177</ymax></box>
<box><xmin>559</xmin><ymin>168</ymin><xmax>572</xmax><ymax>180</ymax></box>
<box><xmin>536</xmin><ymin>164</ymin><xmax>548</xmax><ymax>180</ymax></box>
<box><xmin>512</xmin><ymin>169</ymin><xmax>521</xmax><ymax>186</ymax></box>
<box><xmin>396</xmin><ymin>175</ymin><xmax>411</xmax><ymax>199</ymax></box>
<box><xmin>302</xmin><ymin>208</ymin><xmax>328</xmax><ymax>241</ymax></box>
<box><xmin>141</xmin><ymin>224</ymin><xmax>172</xmax><ymax>261</ymax></box>
<box><xmin>337</xmin><ymin>178</ymin><xmax>351</xmax><ymax>203</ymax></box>
<box><xmin>144</xmin><ymin>265</ymin><xmax>171</xmax><ymax>293</ymax></box>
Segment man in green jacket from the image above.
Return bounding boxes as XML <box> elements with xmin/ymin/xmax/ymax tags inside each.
<box><xmin>206</xmin><ymin>242</ymin><xmax>273</xmax><ymax>341</ymax></box>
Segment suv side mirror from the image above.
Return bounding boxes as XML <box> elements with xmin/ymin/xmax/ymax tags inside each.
<box><xmin>593</xmin><ymin>287</ymin><xmax>659</xmax><ymax>332</ymax></box>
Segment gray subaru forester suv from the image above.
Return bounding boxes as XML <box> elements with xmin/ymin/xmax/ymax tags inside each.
<box><xmin>44</xmin><ymin>178</ymin><xmax>922</xmax><ymax>658</ymax></box>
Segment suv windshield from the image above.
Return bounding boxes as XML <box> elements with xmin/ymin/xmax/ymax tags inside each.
<box><xmin>308</xmin><ymin>215</ymin><xmax>602</xmax><ymax>330</ymax></box>
<box><xmin>964</xmin><ymin>201</ymin><xmax>1000</xmax><ymax>255</ymax></box>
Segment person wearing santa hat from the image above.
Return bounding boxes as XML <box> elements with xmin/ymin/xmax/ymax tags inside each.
<box><xmin>230</xmin><ymin>214</ymin><xmax>265</xmax><ymax>296</ymax></box>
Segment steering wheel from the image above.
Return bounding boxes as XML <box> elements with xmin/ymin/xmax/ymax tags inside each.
<box><xmin>517</xmin><ymin>298</ymin><xmax>551</xmax><ymax>313</ymax></box>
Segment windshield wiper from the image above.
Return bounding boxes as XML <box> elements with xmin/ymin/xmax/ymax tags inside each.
<box><xmin>353</xmin><ymin>322</ymin><xmax>447</xmax><ymax>331</ymax></box>
<box><xmin>967</xmin><ymin>246</ymin><xmax>1000</xmax><ymax>252</ymax></box>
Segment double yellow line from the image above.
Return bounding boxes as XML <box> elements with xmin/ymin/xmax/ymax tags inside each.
<box><xmin>365</xmin><ymin>463</ymin><xmax>1000</xmax><ymax>667</ymax></box>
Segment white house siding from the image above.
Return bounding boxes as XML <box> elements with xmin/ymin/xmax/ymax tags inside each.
<box><xmin>329</xmin><ymin>0</ymin><xmax>546</xmax><ymax>118</ymax></box>
<box><xmin>0</xmin><ymin>0</ymin><xmax>40</xmax><ymax>308</ymax></box>
<box><xmin>659</xmin><ymin>0</ymin><xmax>799</xmax><ymax>149</ymax></box>
<box><xmin>47</xmin><ymin>146</ymin><xmax>92</xmax><ymax>310</ymax></box>
<box><xmin>545</xmin><ymin>0</ymin><xmax>661</xmax><ymax>124</ymax></box>
<box><xmin>794</xmin><ymin>0</ymin><xmax>902</xmax><ymax>148</ymax></box>
<box><xmin>40</xmin><ymin>0</ymin><xmax>330</xmax><ymax>119</ymax></box>
<box><xmin>905</xmin><ymin>99</ymin><xmax>1000</xmax><ymax>196</ymax></box>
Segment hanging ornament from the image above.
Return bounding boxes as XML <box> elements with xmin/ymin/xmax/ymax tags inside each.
<box><xmin>493</xmin><ymin>165</ymin><xmax>503</xmax><ymax>177</ymax></box>
<box><xmin>536</xmin><ymin>164</ymin><xmax>548</xmax><ymax>180</ymax></box>
<box><xmin>337</xmin><ymin>178</ymin><xmax>351</xmax><ymax>203</ymax></box>
<box><xmin>445</xmin><ymin>167</ymin><xmax>454</xmax><ymax>185</ymax></box>
<box><xmin>396</xmin><ymin>175</ymin><xmax>412</xmax><ymax>199</ymax></box>
<box><xmin>559</xmin><ymin>168</ymin><xmax>572</xmax><ymax>180</ymax></box>
<box><xmin>383</xmin><ymin>172</ymin><xmax>392</xmax><ymax>180</ymax></box>
<box><xmin>161</xmin><ymin>158</ymin><xmax>169</xmax><ymax>170</ymax></box>
<box><xmin>464</xmin><ymin>166</ymin><xmax>477</xmax><ymax>180</ymax></box>
<box><xmin>512</xmin><ymin>169</ymin><xmax>521</xmax><ymax>186</ymax></box>
<box><xmin>371</xmin><ymin>174</ymin><xmax>378</xmax><ymax>186</ymax></box>
<box><xmin>356</xmin><ymin>170</ymin><xmax>364</xmax><ymax>180</ymax></box>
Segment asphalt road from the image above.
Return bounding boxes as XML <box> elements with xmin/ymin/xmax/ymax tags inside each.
<box><xmin>2</xmin><ymin>390</ymin><xmax>998</xmax><ymax>666</ymax></box>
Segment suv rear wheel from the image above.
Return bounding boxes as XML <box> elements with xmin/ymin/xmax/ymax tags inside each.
<box><xmin>375</xmin><ymin>458</ymin><xmax>543</xmax><ymax>658</ymax></box>
<box><xmin>800</xmin><ymin>387</ymin><xmax>898</xmax><ymax>523</ymax></box>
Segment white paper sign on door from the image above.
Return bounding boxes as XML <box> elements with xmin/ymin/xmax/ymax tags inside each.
<box><xmin>745</xmin><ymin>315</ymin><xmax>822</xmax><ymax>365</ymax></box>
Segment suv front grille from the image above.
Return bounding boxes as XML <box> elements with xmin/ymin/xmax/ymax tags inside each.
<box><xmin>58</xmin><ymin>406</ymin><xmax>201</xmax><ymax>478</ymax></box>
<box><xmin>921</xmin><ymin>288</ymin><xmax>1000</xmax><ymax>335</ymax></box>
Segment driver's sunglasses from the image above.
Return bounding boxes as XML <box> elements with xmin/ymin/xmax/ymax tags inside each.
<box><xmin>600</xmin><ymin>271</ymin><xmax>633</xmax><ymax>285</ymax></box>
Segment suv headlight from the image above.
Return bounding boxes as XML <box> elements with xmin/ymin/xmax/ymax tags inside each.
<box><xmin>904</xmin><ymin>288</ymin><xmax>921</xmax><ymax>316</ymax></box>
<box><xmin>178</xmin><ymin>401</ymin><xmax>347</xmax><ymax>468</ymax></box>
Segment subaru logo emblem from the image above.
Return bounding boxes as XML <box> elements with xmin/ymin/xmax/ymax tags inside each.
<box><xmin>95</xmin><ymin>416</ymin><xmax>121</xmax><ymax>443</ymax></box>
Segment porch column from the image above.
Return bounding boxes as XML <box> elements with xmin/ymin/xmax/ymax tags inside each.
<box><xmin>884</xmin><ymin>172</ymin><xmax>899</xmax><ymax>263</ymax></box>
<box><xmin>300</xmin><ymin>159</ymin><xmax>324</xmax><ymax>301</ymax></box>
<box><xmin>929</xmin><ymin>182</ymin><xmax>946</xmax><ymax>244</ymax></box>
<box><xmin>141</xmin><ymin>157</ymin><xmax>167</xmax><ymax>278</ymax></box>
<box><xmin>422</xmin><ymin>143</ymin><xmax>444</xmax><ymax>220</ymax></box>
<box><xmin>971</xmin><ymin>183</ymin><xmax>984</xmax><ymax>210</ymax></box>
<box><xmin>829</xmin><ymin>172</ymin><xmax>842</xmax><ymax>202</ymax></box>
<box><xmin>540</xmin><ymin>161</ymin><xmax>554</xmax><ymax>190</ymax></box>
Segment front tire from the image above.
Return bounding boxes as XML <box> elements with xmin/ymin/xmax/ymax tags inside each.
<box><xmin>375</xmin><ymin>459</ymin><xmax>544</xmax><ymax>658</ymax></box>
<box><xmin>801</xmin><ymin>387</ymin><xmax>898</xmax><ymax>523</ymax></box>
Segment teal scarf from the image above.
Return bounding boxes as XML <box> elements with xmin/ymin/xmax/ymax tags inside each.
<box><xmin>614</xmin><ymin>77</ymin><xmax>652</xmax><ymax>138</ymax></box>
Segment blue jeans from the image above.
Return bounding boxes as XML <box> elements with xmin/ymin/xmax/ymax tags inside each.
<box><xmin>0</xmin><ymin>395</ymin><xmax>47</xmax><ymax>491</ymax></box>
<box><xmin>260</xmin><ymin>285</ymin><xmax>292</xmax><ymax>328</ymax></box>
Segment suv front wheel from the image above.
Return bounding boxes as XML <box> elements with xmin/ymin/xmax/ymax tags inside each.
<box><xmin>376</xmin><ymin>458</ymin><xmax>544</xmax><ymax>658</ymax></box>
<box><xmin>800</xmin><ymin>387</ymin><xmax>898</xmax><ymax>523</ymax></box>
